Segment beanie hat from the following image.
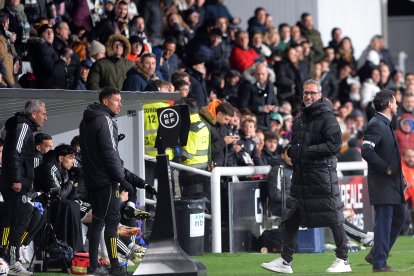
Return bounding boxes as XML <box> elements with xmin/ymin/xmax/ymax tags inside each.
<box><xmin>37</xmin><ymin>24</ymin><xmax>53</xmax><ymax>36</ymax></box>
<box><xmin>90</xmin><ymin>40</ymin><xmax>106</xmax><ymax>56</ymax></box>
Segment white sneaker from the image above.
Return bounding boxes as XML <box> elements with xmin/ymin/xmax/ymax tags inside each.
<box><xmin>8</xmin><ymin>261</ymin><xmax>33</xmax><ymax>276</ymax></box>
<box><xmin>261</xmin><ymin>257</ymin><xmax>293</xmax><ymax>274</ymax></box>
<box><xmin>20</xmin><ymin>246</ymin><xmax>31</xmax><ymax>264</ymax></box>
<box><xmin>0</xmin><ymin>258</ymin><xmax>9</xmax><ymax>275</ymax></box>
<box><xmin>362</xmin><ymin>232</ymin><xmax>374</xmax><ymax>246</ymax></box>
<box><xmin>326</xmin><ymin>258</ymin><xmax>352</xmax><ymax>273</ymax></box>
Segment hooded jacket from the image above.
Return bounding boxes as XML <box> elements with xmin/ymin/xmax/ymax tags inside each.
<box><xmin>34</xmin><ymin>150</ymin><xmax>78</xmax><ymax>200</ymax></box>
<box><xmin>79</xmin><ymin>103</ymin><xmax>124</xmax><ymax>190</ymax></box>
<box><xmin>394</xmin><ymin>113</ymin><xmax>414</xmax><ymax>157</ymax></box>
<box><xmin>86</xmin><ymin>35</ymin><xmax>133</xmax><ymax>90</ymax></box>
<box><xmin>285</xmin><ymin>98</ymin><xmax>344</xmax><ymax>227</ymax></box>
<box><xmin>0</xmin><ymin>112</ymin><xmax>37</xmax><ymax>192</ymax></box>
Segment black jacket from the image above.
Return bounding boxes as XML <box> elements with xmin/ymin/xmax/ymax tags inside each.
<box><xmin>286</xmin><ymin>98</ymin><xmax>344</xmax><ymax>227</ymax></box>
<box><xmin>27</xmin><ymin>38</ymin><xmax>67</xmax><ymax>89</ymax></box>
<box><xmin>79</xmin><ymin>103</ymin><xmax>124</xmax><ymax>191</ymax></box>
<box><xmin>0</xmin><ymin>112</ymin><xmax>37</xmax><ymax>193</ymax></box>
<box><xmin>238</xmin><ymin>80</ymin><xmax>278</xmax><ymax>130</ymax></box>
<box><xmin>34</xmin><ymin>150</ymin><xmax>78</xmax><ymax>200</ymax></box>
<box><xmin>361</xmin><ymin>113</ymin><xmax>405</xmax><ymax>205</ymax></box>
<box><xmin>234</xmin><ymin>134</ymin><xmax>262</xmax><ymax>166</ymax></box>
<box><xmin>267</xmin><ymin>156</ymin><xmax>293</xmax><ymax>216</ymax></box>
<box><xmin>274</xmin><ymin>59</ymin><xmax>306</xmax><ymax>101</ymax></box>
<box><xmin>261</xmin><ymin>147</ymin><xmax>278</xmax><ymax>166</ymax></box>
<box><xmin>188</xmin><ymin>67</ymin><xmax>208</xmax><ymax>107</ymax></box>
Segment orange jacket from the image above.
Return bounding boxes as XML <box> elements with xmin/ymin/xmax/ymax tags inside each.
<box><xmin>402</xmin><ymin>161</ymin><xmax>414</xmax><ymax>203</ymax></box>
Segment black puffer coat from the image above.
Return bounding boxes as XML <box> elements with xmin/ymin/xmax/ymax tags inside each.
<box><xmin>285</xmin><ymin>98</ymin><xmax>344</xmax><ymax>227</ymax></box>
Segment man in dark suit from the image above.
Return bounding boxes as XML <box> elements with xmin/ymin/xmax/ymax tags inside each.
<box><xmin>361</xmin><ymin>89</ymin><xmax>406</xmax><ymax>272</ymax></box>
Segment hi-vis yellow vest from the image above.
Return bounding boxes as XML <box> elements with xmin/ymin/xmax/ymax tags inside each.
<box><xmin>144</xmin><ymin>102</ymin><xmax>174</xmax><ymax>159</ymax></box>
<box><xmin>180</xmin><ymin>113</ymin><xmax>210</xmax><ymax>168</ymax></box>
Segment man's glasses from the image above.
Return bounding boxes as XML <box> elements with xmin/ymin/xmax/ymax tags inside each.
<box><xmin>303</xmin><ymin>91</ymin><xmax>321</xmax><ymax>96</ymax></box>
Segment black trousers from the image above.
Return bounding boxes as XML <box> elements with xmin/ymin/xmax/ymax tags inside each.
<box><xmin>281</xmin><ymin>209</ymin><xmax>348</xmax><ymax>263</ymax></box>
<box><xmin>88</xmin><ymin>184</ymin><xmax>121</xmax><ymax>270</ymax></box>
<box><xmin>2</xmin><ymin>188</ymin><xmax>33</xmax><ymax>264</ymax></box>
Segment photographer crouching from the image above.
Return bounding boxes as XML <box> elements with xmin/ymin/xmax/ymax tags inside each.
<box><xmin>34</xmin><ymin>144</ymin><xmax>83</xmax><ymax>252</ymax></box>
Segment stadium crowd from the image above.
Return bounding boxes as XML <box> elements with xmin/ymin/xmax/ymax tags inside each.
<box><xmin>0</xmin><ymin>0</ymin><xmax>414</xmax><ymax>275</ymax></box>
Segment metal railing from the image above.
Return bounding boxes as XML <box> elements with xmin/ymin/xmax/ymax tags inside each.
<box><xmin>143</xmin><ymin>155</ymin><xmax>367</xmax><ymax>253</ymax></box>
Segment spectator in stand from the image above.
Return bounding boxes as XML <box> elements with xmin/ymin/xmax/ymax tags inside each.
<box><xmin>230</xmin><ymin>30</ymin><xmax>259</xmax><ymax>73</ymax></box>
<box><xmin>314</xmin><ymin>58</ymin><xmax>338</xmax><ymax>101</ymax></box>
<box><xmin>379</xmin><ymin>62</ymin><xmax>396</xmax><ymax>90</ymax></box>
<box><xmin>153</xmin><ymin>37</ymin><xmax>180</xmax><ymax>81</ymax></box>
<box><xmin>87</xmin><ymin>34</ymin><xmax>133</xmax><ymax>90</ymax></box>
<box><xmin>238</xmin><ymin>62</ymin><xmax>278</xmax><ymax>130</ymax></box>
<box><xmin>0</xmin><ymin>12</ymin><xmax>16</xmax><ymax>87</ymax></box>
<box><xmin>397</xmin><ymin>91</ymin><xmax>414</xmax><ymax>119</ymax></box>
<box><xmin>71</xmin><ymin>0</ymin><xmax>93</xmax><ymax>32</ymax></box>
<box><xmin>220</xmin><ymin>69</ymin><xmax>241</xmax><ymax>105</ymax></box>
<box><xmin>277</xmin><ymin>23</ymin><xmax>291</xmax><ymax>54</ymax></box>
<box><xmin>250</xmin><ymin>30</ymin><xmax>272</xmax><ymax>58</ymax></box>
<box><xmin>334</xmin><ymin>37</ymin><xmax>357</xmax><ymax>72</ymax></box>
<box><xmin>298</xmin><ymin>12</ymin><xmax>324</xmax><ymax>61</ymax></box>
<box><xmin>378</xmin><ymin>35</ymin><xmax>394</xmax><ymax>72</ymax></box>
<box><xmin>53</xmin><ymin>21</ymin><xmax>81</xmax><ymax>90</ymax></box>
<box><xmin>142</xmin><ymin>0</ymin><xmax>164</xmax><ymax>44</ymax></box>
<box><xmin>265</xmin><ymin>144</ymin><xmax>293</xmax><ymax>217</ymax></box>
<box><xmin>254</xmin><ymin>128</ymin><xmax>265</xmax><ymax>157</ymax></box>
<box><xmin>261</xmin><ymin>131</ymin><xmax>278</xmax><ymax>166</ymax></box>
<box><xmin>357</xmin><ymin>35</ymin><xmax>382</xmax><ymax>83</ymax></box>
<box><xmin>269</xmin><ymin>112</ymin><xmax>283</xmax><ymax>137</ymax></box>
<box><xmin>187</xmin><ymin>55</ymin><xmax>208</xmax><ymax>107</ymax></box>
<box><xmin>291</xmin><ymin>25</ymin><xmax>303</xmax><ymax>44</ymax></box>
<box><xmin>338</xmin><ymin>132</ymin><xmax>364</xmax><ymax>176</ymax></box>
<box><xmin>89</xmin><ymin>40</ymin><xmax>106</xmax><ymax>62</ymax></box>
<box><xmin>215</xmin><ymin>15</ymin><xmax>231</xmax><ymax>46</ymax></box>
<box><xmin>247</xmin><ymin>7</ymin><xmax>267</xmax><ymax>36</ymax></box>
<box><xmin>24</xmin><ymin>0</ymin><xmax>56</xmax><ymax>25</ymax></box>
<box><xmin>263</xmin><ymin>27</ymin><xmax>280</xmax><ymax>54</ymax></box>
<box><xmin>1</xmin><ymin>0</ymin><xmax>29</xmax><ymax>57</ymax></box>
<box><xmin>209</xmin><ymin>101</ymin><xmax>238</xmax><ymax>167</ymax></box>
<box><xmin>126</xmin><ymin>35</ymin><xmax>145</xmax><ymax>62</ymax></box>
<box><xmin>128</xmin><ymin>16</ymin><xmax>152</xmax><ymax>54</ymax></box>
<box><xmin>72</xmin><ymin>41</ymin><xmax>87</xmax><ymax>62</ymax></box>
<box><xmin>233</xmin><ymin>118</ymin><xmax>262</xmax><ymax>166</ymax></box>
<box><xmin>172</xmin><ymin>78</ymin><xmax>190</xmax><ymax>98</ymax></box>
<box><xmin>280</xmin><ymin>113</ymin><xmax>293</xmax><ymax>143</ymax></box>
<box><xmin>88</xmin><ymin>0</ymin><xmax>130</xmax><ymax>45</ymax></box>
<box><xmin>122</xmin><ymin>52</ymin><xmax>157</xmax><ymax>92</ymax></box>
<box><xmin>204</xmin><ymin>0</ymin><xmax>240</xmax><ymax>26</ymax></box>
<box><xmin>28</xmin><ymin>24</ymin><xmax>69</xmax><ymax>89</ymax></box>
<box><xmin>394</xmin><ymin>113</ymin><xmax>414</xmax><ymax>157</ymax></box>
<box><xmin>402</xmin><ymin>149</ymin><xmax>414</xmax><ymax>234</ymax></box>
<box><xmin>274</xmin><ymin>47</ymin><xmax>306</xmax><ymax>107</ymax></box>
<box><xmin>183</xmin><ymin>8</ymin><xmax>201</xmax><ymax>33</ymax></box>
<box><xmin>195</xmin><ymin>27</ymin><xmax>230</xmax><ymax>75</ymax></box>
<box><xmin>164</xmin><ymin>12</ymin><xmax>194</xmax><ymax>58</ymax></box>
<box><xmin>76</xmin><ymin>59</ymin><xmax>92</xmax><ymax>90</ymax></box>
<box><xmin>171</xmin><ymin>70</ymin><xmax>190</xmax><ymax>84</ymax></box>
<box><xmin>361</xmin><ymin>67</ymin><xmax>381</xmax><ymax>109</ymax></box>
<box><xmin>328</xmin><ymin>27</ymin><xmax>342</xmax><ymax>53</ymax></box>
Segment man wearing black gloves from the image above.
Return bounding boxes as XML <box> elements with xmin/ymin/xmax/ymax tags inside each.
<box><xmin>79</xmin><ymin>86</ymin><xmax>132</xmax><ymax>276</ymax></box>
<box><xmin>261</xmin><ymin>79</ymin><xmax>351</xmax><ymax>273</ymax></box>
<box><xmin>0</xmin><ymin>100</ymin><xmax>47</xmax><ymax>276</ymax></box>
<box><xmin>361</xmin><ymin>90</ymin><xmax>406</xmax><ymax>272</ymax></box>
<box><xmin>34</xmin><ymin>144</ymin><xmax>83</xmax><ymax>251</ymax></box>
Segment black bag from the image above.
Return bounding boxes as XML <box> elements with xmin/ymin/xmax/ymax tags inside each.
<box><xmin>47</xmin><ymin>240</ymin><xmax>74</xmax><ymax>271</ymax></box>
<box><xmin>259</xmin><ymin>228</ymin><xmax>283</xmax><ymax>253</ymax></box>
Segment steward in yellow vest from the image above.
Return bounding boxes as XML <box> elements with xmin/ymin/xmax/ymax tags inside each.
<box><xmin>178</xmin><ymin>98</ymin><xmax>211</xmax><ymax>199</ymax></box>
